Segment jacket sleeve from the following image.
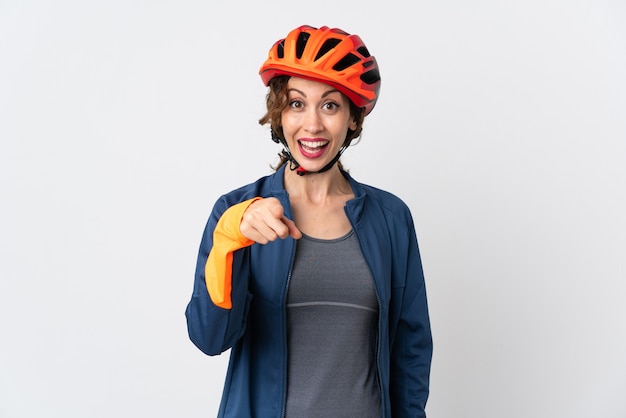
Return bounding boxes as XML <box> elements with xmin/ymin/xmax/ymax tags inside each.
<box><xmin>185</xmin><ymin>197</ymin><xmax>261</xmax><ymax>355</ymax></box>
<box><xmin>389</xmin><ymin>214</ymin><xmax>433</xmax><ymax>417</ymax></box>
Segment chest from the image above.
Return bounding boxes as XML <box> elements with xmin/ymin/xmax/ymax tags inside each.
<box><xmin>287</xmin><ymin>232</ymin><xmax>377</xmax><ymax>311</ymax></box>
<box><xmin>290</xmin><ymin>197</ymin><xmax>353</xmax><ymax>239</ymax></box>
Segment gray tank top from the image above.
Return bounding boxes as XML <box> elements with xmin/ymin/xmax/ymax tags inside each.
<box><xmin>285</xmin><ymin>230</ymin><xmax>381</xmax><ymax>418</ymax></box>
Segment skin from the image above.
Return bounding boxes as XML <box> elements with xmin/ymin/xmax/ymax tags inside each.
<box><xmin>240</xmin><ymin>77</ymin><xmax>358</xmax><ymax>243</ymax></box>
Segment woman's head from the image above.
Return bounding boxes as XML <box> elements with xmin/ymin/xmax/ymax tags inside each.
<box><xmin>258</xmin><ymin>25</ymin><xmax>380</xmax><ymax>173</ymax></box>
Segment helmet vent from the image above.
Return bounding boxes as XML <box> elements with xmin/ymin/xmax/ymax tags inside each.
<box><xmin>357</xmin><ymin>46</ymin><xmax>371</xmax><ymax>58</ymax></box>
<box><xmin>277</xmin><ymin>40</ymin><xmax>285</xmax><ymax>59</ymax></box>
<box><xmin>315</xmin><ymin>38</ymin><xmax>342</xmax><ymax>61</ymax></box>
<box><xmin>332</xmin><ymin>53</ymin><xmax>361</xmax><ymax>71</ymax></box>
<box><xmin>360</xmin><ymin>68</ymin><xmax>380</xmax><ymax>85</ymax></box>
<box><xmin>295</xmin><ymin>32</ymin><xmax>310</xmax><ymax>59</ymax></box>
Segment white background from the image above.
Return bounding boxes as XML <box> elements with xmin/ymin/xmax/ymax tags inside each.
<box><xmin>1</xmin><ymin>1</ymin><xmax>625</xmax><ymax>417</ymax></box>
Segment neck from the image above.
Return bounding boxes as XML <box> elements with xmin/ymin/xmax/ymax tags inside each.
<box><xmin>283</xmin><ymin>164</ymin><xmax>351</xmax><ymax>201</ymax></box>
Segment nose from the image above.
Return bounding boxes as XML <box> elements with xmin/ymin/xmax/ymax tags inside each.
<box><xmin>303</xmin><ymin>109</ymin><xmax>323</xmax><ymax>134</ymax></box>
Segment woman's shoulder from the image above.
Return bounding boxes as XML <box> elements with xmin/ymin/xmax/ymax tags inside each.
<box><xmin>216</xmin><ymin>170</ymin><xmax>282</xmax><ymax>205</ymax></box>
<box><xmin>349</xmin><ymin>175</ymin><xmax>409</xmax><ymax>209</ymax></box>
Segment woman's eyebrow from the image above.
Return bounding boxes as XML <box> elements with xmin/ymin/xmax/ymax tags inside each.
<box><xmin>287</xmin><ymin>88</ymin><xmax>340</xmax><ymax>98</ymax></box>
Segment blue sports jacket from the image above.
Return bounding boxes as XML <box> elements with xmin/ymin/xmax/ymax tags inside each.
<box><xmin>186</xmin><ymin>164</ymin><xmax>433</xmax><ymax>417</ymax></box>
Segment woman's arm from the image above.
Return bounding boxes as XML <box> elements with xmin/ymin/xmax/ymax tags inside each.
<box><xmin>185</xmin><ymin>198</ymin><xmax>259</xmax><ymax>355</ymax></box>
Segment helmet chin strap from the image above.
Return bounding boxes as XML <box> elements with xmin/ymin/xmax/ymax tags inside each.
<box><xmin>280</xmin><ymin>148</ymin><xmax>344</xmax><ymax>176</ymax></box>
<box><xmin>272</xmin><ymin>129</ymin><xmax>344</xmax><ymax>176</ymax></box>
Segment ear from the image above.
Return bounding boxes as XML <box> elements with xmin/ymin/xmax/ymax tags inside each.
<box><xmin>349</xmin><ymin>117</ymin><xmax>357</xmax><ymax>131</ymax></box>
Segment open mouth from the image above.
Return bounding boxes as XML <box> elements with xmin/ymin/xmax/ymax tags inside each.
<box><xmin>298</xmin><ymin>140</ymin><xmax>329</xmax><ymax>158</ymax></box>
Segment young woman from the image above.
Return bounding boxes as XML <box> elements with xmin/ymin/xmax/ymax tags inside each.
<box><xmin>186</xmin><ymin>25</ymin><xmax>433</xmax><ymax>418</ymax></box>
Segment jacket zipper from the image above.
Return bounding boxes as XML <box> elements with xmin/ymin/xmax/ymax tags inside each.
<box><xmin>349</xmin><ymin>212</ymin><xmax>386</xmax><ymax>418</ymax></box>
<box><xmin>280</xmin><ymin>232</ymin><xmax>297</xmax><ymax>418</ymax></box>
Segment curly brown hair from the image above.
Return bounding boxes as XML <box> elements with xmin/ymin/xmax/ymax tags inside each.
<box><xmin>258</xmin><ymin>76</ymin><xmax>366</xmax><ymax>171</ymax></box>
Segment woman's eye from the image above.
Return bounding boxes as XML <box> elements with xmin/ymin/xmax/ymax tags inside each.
<box><xmin>289</xmin><ymin>99</ymin><xmax>303</xmax><ymax>109</ymax></box>
<box><xmin>323</xmin><ymin>102</ymin><xmax>339</xmax><ymax>111</ymax></box>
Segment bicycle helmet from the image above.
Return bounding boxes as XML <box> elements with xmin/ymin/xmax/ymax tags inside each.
<box><xmin>259</xmin><ymin>25</ymin><xmax>381</xmax><ymax>115</ymax></box>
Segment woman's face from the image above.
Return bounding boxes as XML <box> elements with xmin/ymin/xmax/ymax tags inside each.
<box><xmin>280</xmin><ymin>77</ymin><xmax>356</xmax><ymax>173</ymax></box>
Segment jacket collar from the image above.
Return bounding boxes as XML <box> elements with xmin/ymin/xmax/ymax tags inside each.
<box><xmin>268</xmin><ymin>164</ymin><xmax>367</xmax><ymax>222</ymax></box>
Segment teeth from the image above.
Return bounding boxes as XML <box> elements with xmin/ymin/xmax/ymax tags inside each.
<box><xmin>300</xmin><ymin>140</ymin><xmax>327</xmax><ymax>149</ymax></box>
